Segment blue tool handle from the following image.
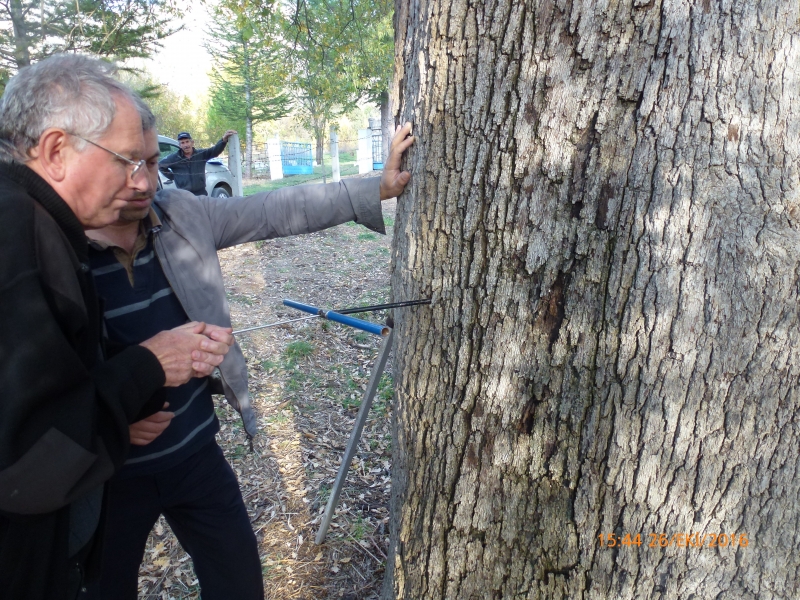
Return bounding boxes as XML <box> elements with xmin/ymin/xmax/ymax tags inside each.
<box><xmin>283</xmin><ymin>299</ymin><xmax>322</xmax><ymax>316</ymax></box>
<box><xmin>324</xmin><ymin>310</ymin><xmax>389</xmax><ymax>336</ymax></box>
<box><xmin>283</xmin><ymin>299</ymin><xmax>389</xmax><ymax>336</ymax></box>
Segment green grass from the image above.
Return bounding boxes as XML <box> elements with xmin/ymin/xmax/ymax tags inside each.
<box><xmin>373</xmin><ymin>373</ymin><xmax>393</xmax><ymax>417</ymax></box>
<box><xmin>351</xmin><ymin>516</ymin><xmax>366</xmax><ymax>541</ymax></box>
<box><xmin>261</xmin><ymin>358</ymin><xmax>279</xmax><ymax>371</ymax></box>
<box><xmin>228</xmin><ymin>444</ymin><xmax>248</xmax><ymax>459</ymax></box>
<box><xmin>227</xmin><ymin>293</ymin><xmax>254</xmax><ymax>306</ymax></box>
<box><xmin>243</xmin><ymin>159</ymin><xmax>360</xmax><ymax>195</ymax></box>
<box><xmin>378</xmin><ymin>373</ymin><xmax>393</xmax><ymax>402</ymax></box>
<box><xmin>383</xmin><ymin>215</ymin><xmax>395</xmax><ymax>227</ymax></box>
<box><xmin>342</xmin><ymin>396</ymin><xmax>361</xmax><ymax>411</ymax></box>
<box><xmin>358</xmin><ymin>232</ymin><xmax>378</xmax><ymax>242</ymax></box>
<box><xmin>286</xmin><ymin>374</ymin><xmax>302</xmax><ymax>393</ymax></box>
<box><xmin>267</xmin><ymin>410</ymin><xmax>290</xmax><ymax>425</ymax></box>
<box><xmin>283</xmin><ymin>340</ymin><xmax>314</xmax><ymax>364</ymax></box>
<box><xmin>318</xmin><ymin>484</ymin><xmax>331</xmax><ymax>503</ymax></box>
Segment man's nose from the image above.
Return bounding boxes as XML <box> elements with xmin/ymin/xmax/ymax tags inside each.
<box><xmin>129</xmin><ymin>167</ymin><xmax>150</xmax><ymax>191</ymax></box>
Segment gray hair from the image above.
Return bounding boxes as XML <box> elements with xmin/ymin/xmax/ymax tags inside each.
<box><xmin>0</xmin><ymin>54</ymin><xmax>139</xmax><ymax>162</ymax></box>
<box><xmin>133</xmin><ymin>94</ymin><xmax>157</xmax><ymax>132</ymax></box>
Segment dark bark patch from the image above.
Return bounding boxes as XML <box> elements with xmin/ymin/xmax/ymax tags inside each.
<box><xmin>524</xmin><ymin>98</ymin><xmax>537</xmax><ymax>124</ymax></box>
<box><xmin>538</xmin><ymin>271</ymin><xmax>569</xmax><ymax>350</ymax></box>
<box><xmin>518</xmin><ymin>385</ymin><xmax>549</xmax><ymax>435</ymax></box>
<box><xmin>544</xmin><ymin>563</ymin><xmax>578</xmax><ymax>584</ymax></box>
<box><xmin>727</xmin><ymin>124</ymin><xmax>739</xmax><ymax>141</ymax></box>
<box><xmin>570</xmin><ymin>111</ymin><xmax>599</xmax><ymax>220</ymax></box>
<box><xmin>519</xmin><ymin>399</ymin><xmax>536</xmax><ymax>435</ymax></box>
<box><xmin>596</xmin><ymin>182</ymin><xmax>613</xmax><ymax>230</ymax></box>
<box><xmin>473</xmin><ymin>400</ymin><xmax>484</xmax><ymax>419</ymax></box>
<box><xmin>466</xmin><ymin>443</ymin><xmax>479</xmax><ymax>468</ymax></box>
<box><xmin>702</xmin><ymin>0</ymin><xmax>712</xmax><ymax>13</ymax></box>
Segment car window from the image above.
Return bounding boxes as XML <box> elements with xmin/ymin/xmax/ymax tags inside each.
<box><xmin>159</xmin><ymin>142</ymin><xmax>178</xmax><ymax>159</ymax></box>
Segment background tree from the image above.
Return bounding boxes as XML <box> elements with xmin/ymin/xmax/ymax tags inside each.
<box><xmin>283</xmin><ymin>0</ymin><xmax>362</xmax><ymax>165</ymax></box>
<box><xmin>385</xmin><ymin>1</ymin><xmax>800</xmax><ymax>598</ymax></box>
<box><xmin>347</xmin><ymin>1</ymin><xmax>393</xmax><ymax>161</ymax></box>
<box><xmin>205</xmin><ymin>0</ymin><xmax>289</xmax><ymax>177</ymax></box>
<box><xmin>0</xmin><ymin>0</ymin><xmax>183</xmax><ymax>91</ymax></box>
<box><xmin>285</xmin><ymin>0</ymin><xmax>394</xmax><ymax>164</ymax></box>
<box><xmin>121</xmin><ymin>70</ymin><xmax>209</xmax><ymax>145</ymax></box>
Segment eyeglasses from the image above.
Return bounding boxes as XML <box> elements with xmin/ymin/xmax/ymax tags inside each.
<box><xmin>69</xmin><ymin>134</ymin><xmax>146</xmax><ymax>179</ymax></box>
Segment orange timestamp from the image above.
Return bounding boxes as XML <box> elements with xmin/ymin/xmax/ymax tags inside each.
<box><xmin>598</xmin><ymin>532</ymin><xmax>749</xmax><ymax>549</ymax></box>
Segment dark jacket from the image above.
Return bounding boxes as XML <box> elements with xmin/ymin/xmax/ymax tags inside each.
<box><xmin>0</xmin><ymin>162</ymin><xmax>166</xmax><ymax>599</ymax></box>
<box><xmin>158</xmin><ymin>138</ymin><xmax>227</xmax><ymax>195</ymax></box>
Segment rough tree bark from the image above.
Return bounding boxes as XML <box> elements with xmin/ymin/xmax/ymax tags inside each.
<box><xmin>385</xmin><ymin>1</ymin><xmax>800</xmax><ymax>598</ymax></box>
<box><xmin>381</xmin><ymin>89</ymin><xmax>392</xmax><ymax>162</ymax></box>
<box><xmin>244</xmin><ymin>44</ymin><xmax>253</xmax><ymax>179</ymax></box>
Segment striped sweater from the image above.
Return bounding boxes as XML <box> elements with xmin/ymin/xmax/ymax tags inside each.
<box><xmin>88</xmin><ymin>219</ymin><xmax>218</xmax><ymax>478</ymax></box>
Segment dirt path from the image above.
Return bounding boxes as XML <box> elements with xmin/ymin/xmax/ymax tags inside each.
<box><xmin>138</xmin><ymin>196</ymin><xmax>398</xmax><ymax>600</ymax></box>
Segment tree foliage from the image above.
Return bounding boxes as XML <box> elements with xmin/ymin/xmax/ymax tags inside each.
<box><xmin>283</xmin><ymin>0</ymin><xmax>393</xmax><ymax>163</ymax></box>
<box><xmin>205</xmin><ymin>0</ymin><xmax>289</xmax><ymax>175</ymax></box>
<box><xmin>119</xmin><ymin>70</ymin><xmax>211</xmax><ymax>145</ymax></box>
<box><xmin>0</xmin><ymin>0</ymin><xmax>184</xmax><ymax>75</ymax></box>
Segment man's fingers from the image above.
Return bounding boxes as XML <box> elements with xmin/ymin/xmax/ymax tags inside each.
<box><xmin>391</xmin><ymin>122</ymin><xmax>413</xmax><ymax>148</ymax></box>
<box><xmin>198</xmin><ymin>338</ymin><xmax>230</xmax><ymax>356</ymax></box>
<box><xmin>129</xmin><ymin>411</ymin><xmax>174</xmax><ymax>445</ymax></box>
<box><xmin>203</xmin><ymin>324</ymin><xmax>235</xmax><ymax>346</ymax></box>
<box><xmin>192</xmin><ymin>350</ymin><xmax>225</xmax><ymax>365</ymax></box>
<box><xmin>145</xmin><ymin>411</ymin><xmax>175</xmax><ymax>423</ymax></box>
<box><xmin>192</xmin><ymin>362</ymin><xmax>217</xmax><ymax>376</ymax></box>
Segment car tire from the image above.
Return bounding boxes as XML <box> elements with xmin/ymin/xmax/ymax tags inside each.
<box><xmin>212</xmin><ymin>186</ymin><xmax>231</xmax><ymax>199</ymax></box>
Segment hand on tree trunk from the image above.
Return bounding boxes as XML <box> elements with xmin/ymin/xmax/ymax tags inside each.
<box><xmin>379</xmin><ymin>122</ymin><xmax>415</xmax><ymax>200</ymax></box>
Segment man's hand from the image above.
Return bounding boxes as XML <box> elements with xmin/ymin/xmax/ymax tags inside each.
<box><xmin>194</xmin><ymin>322</ymin><xmax>234</xmax><ymax>347</ymax></box>
<box><xmin>222</xmin><ymin>130</ymin><xmax>238</xmax><ymax>142</ymax></box>
<box><xmin>130</xmin><ymin>404</ymin><xmax>174</xmax><ymax>446</ymax></box>
<box><xmin>175</xmin><ymin>321</ymin><xmax>236</xmax><ymax>377</ymax></box>
<box><xmin>139</xmin><ymin>322</ymin><xmax>232</xmax><ymax>387</ymax></box>
<box><xmin>379</xmin><ymin>122</ymin><xmax>415</xmax><ymax>200</ymax></box>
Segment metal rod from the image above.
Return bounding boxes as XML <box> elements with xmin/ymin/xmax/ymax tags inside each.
<box><xmin>233</xmin><ymin>298</ymin><xmax>431</xmax><ymax>335</ymax></box>
<box><xmin>283</xmin><ymin>299</ymin><xmax>389</xmax><ymax>336</ymax></box>
<box><xmin>232</xmin><ymin>315</ymin><xmax>317</xmax><ymax>334</ymax></box>
<box><xmin>335</xmin><ymin>298</ymin><xmax>431</xmax><ymax>315</ymax></box>
<box><xmin>316</xmin><ymin>330</ymin><xmax>394</xmax><ymax>544</ymax></box>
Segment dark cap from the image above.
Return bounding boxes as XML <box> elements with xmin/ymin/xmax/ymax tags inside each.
<box><xmin>177</xmin><ymin>132</ymin><xmax>192</xmax><ymax>140</ymax></box>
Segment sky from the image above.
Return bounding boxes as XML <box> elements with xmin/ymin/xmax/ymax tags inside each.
<box><xmin>136</xmin><ymin>3</ymin><xmax>214</xmax><ymax>98</ymax></box>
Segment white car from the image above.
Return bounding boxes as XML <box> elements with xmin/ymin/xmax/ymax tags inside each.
<box><xmin>158</xmin><ymin>135</ymin><xmax>236</xmax><ymax>198</ymax></box>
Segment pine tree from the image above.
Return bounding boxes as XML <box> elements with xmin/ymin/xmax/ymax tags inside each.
<box><xmin>205</xmin><ymin>0</ymin><xmax>289</xmax><ymax>178</ymax></box>
<box><xmin>0</xmin><ymin>0</ymin><xmax>183</xmax><ymax>90</ymax></box>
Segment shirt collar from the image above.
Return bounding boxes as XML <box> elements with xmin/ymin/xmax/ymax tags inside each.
<box><xmin>86</xmin><ymin>207</ymin><xmax>162</xmax><ymax>251</ymax></box>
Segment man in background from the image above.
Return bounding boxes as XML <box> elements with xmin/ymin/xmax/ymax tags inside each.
<box><xmin>85</xmin><ymin>98</ymin><xmax>414</xmax><ymax>599</ymax></box>
<box><xmin>0</xmin><ymin>54</ymin><xmax>232</xmax><ymax>600</ymax></box>
<box><xmin>159</xmin><ymin>129</ymin><xmax>237</xmax><ymax>195</ymax></box>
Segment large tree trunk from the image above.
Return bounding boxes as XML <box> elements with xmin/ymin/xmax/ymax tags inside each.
<box><xmin>314</xmin><ymin>118</ymin><xmax>326</xmax><ymax>167</ymax></box>
<box><xmin>385</xmin><ymin>1</ymin><xmax>800</xmax><ymax>598</ymax></box>
<box><xmin>9</xmin><ymin>0</ymin><xmax>31</xmax><ymax>68</ymax></box>
<box><xmin>380</xmin><ymin>89</ymin><xmax>391</xmax><ymax>162</ymax></box>
<box><xmin>244</xmin><ymin>46</ymin><xmax>253</xmax><ymax>179</ymax></box>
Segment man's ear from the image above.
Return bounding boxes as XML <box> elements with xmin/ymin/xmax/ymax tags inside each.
<box><xmin>28</xmin><ymin>128</ymin><xmax>70</xmax><ymax>182</ymax></box>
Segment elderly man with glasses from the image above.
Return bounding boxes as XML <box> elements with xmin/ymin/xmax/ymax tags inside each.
<box><xmin>0</xmin><ymin>55</ymin><xmax>234</xmax><ymax>600</ymax></box>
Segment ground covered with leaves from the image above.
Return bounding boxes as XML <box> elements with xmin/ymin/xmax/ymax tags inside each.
<box><xmin>137</xmin><ymin>189</ymin><xmax>398</xmax><ymax>599</ymax></box>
